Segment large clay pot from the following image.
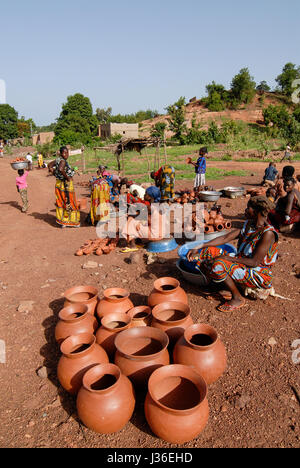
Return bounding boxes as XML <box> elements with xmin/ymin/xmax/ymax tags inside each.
<box><xmin>55</xmin><ymin>304</ymin><xmax>98</xmax><ymax>345</ymax></box>
<box><xmin>144</xmin><ymin>364</ymin><xmax>209</xmax><ymax>444</ymax></box>
<box><xmin>128</xmin><ymin>306</ymin><xmax>152</xmax><ymax>328</ymax></box>
<box><xmin>173</xmin><ymin>323</ymin><xmax>227</xmax><ymax>384</ymax></box>
<box><xmin>77</xmin><ymin>363</ymin><xmax>135</xmax><ymax>434</ymax></box>
<box><xmin>57</xmin><ymin>333</ymin><xmax>109</xmax><ymax>395</ymax></box>
<box><xmin>151</xmin><ymin>302</ymin><xmax>193</xmax><ymax>349</ymax></box>
<box><xmin>148</xmin><ymin>277</ymin><xmax>188</xmax><ymax>308</ymax></box>
<box><xmin>114</xmin><ymin>327</ymin><xmax>170</xmax><ymax>390</ymax></box>
<box><xmin>97</xmin><ymin>288</ymin><xmax>133</xmax><ymax>321</ymax></box>
<box><xmin>64</xmin><ymin>286</ymin><xmax>99</xmax><ymax>316</ymax></box>
<box><xmin>95</xmin><ymin>312</ymin><xmax>132</xmax><ymax>359</ymax></box>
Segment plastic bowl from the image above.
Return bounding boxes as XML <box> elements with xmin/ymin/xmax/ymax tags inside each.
<box><xmin>146</xmin><ymin>237</ymin><xmax>179</xmax><ymax>253</ymax></box>
<box><xmin>176</xmin><ymin>259</ymin><xmax>209</xmax><ymax>286</ymax></box>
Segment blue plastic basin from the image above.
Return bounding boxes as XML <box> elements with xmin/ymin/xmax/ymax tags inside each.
<box><xmin>178</xmin><ymin>240</ymin><xmax>237</xmax><ymax>274</ymax></box>
<box><xmin>146</xmin><ymin>237</ymin><xmax>179</xmax><ymax>253</ymax></box>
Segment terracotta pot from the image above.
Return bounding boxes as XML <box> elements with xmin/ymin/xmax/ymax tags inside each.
<box><xmin>209</xmin><ymin>210</ymin><xmax>217</xmax><ymax>220</ymax></box>
<box><xmin>151</xmin><ymin>302</ymin><xmax>193</xmax><ymax>349</ymax></box>
<box><xmin>224</xmin><ymin>221</ymin><xmax>232</xmax><ymax>229</ymax></box>
<box><xmin>203</xmin><ymin>209</ymin><xmax>210</xmax><ymax>223</ymax></box>
<box><xmin>95</xmin><ymin>312</ymin><xmax>132</xmax><ymax>359</ymax></box>
<box><xmin>114</xmin><ymin>327</ymin><xmax>170</xmax><ymax>390</ymax></box>
<box><xmin>214</xmin><ymin>215</ymin><xmax>224</xmax><ymax>224</ymax></box>
<box><xmin>215</xmin><ymin>223</ymin><xmax>224</xmax><ymax>232</ymax></box>
<box><xmin>57</xmin><ymin>333</ymin><xmax>109</xmax><ymax>395</ymax></box>
<box><xmin>144</xmin><ymin>364</ymin><xmax>209</xmax><ymax>444</ymax></box>
<box><xmin>55</xmin><ymin>304</ymin><xmax>98</xmax><ymax>345</ymax></box>
<box><xmin>64</xmin><ymin>285</ymin><xmax>99</xmax><ymax>316</ymax></box>
<box><xmin>148</xmin><ymin>277</ymin><xmax>188</xmax><ymax>308</ymax></box>
<box><xmin>97</xmin><ymin>288</ymin><xmax>133</xmax><ymax>320</ymax></box>
<box><xmin>76</xmin><ymin>363</ymin><xmax>135</xmax><ymax>434</ymax></box>
<box><xmin>204</xmin><ymin>225</ymin><xmax>214</xmax><ymax>233</ymax></box>
<box><xmin>173</xmin><ymin>323</ymin><xmax>227</xmax><ymax>385</ymax></box>
<box><xmin>128</xmin><ymin>306</ymin><xmax>152</xmax><ymax>327</ymax></box>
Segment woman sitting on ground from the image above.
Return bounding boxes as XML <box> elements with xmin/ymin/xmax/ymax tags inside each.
<box><xmin>187</xmin><ymin>196</ymin><xmax>278</xmax><ymax>312</ymax></box>
<box><xmin>268</xmin><ymin>178</ymin><xmax>300</xmax><ymax>231</ymax></box>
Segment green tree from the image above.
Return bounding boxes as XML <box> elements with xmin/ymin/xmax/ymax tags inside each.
<box><xmin>293</xmin><ymin>106</ymin><xmax>300</xmax><ymax>123</ymax></box>
<box><xmin>96</xmin><ymin>107</ymin><xmax>112</xmax><ymax>123</ymax></box>
<box><xmin>150</xmin><ymin>122</ymin><xmax>167</xmax><ymax>140</ymax></box>
<box><xmin>230</xmin><ymin>68</ymin><xmax>256</xmax><ymax>105</ymax></box>
<box><xmin>166</xmin><ymin>97</ymin><xmax>187</xmax><ymax>144</ymax></box>
<box><xmin>256</xmin><ymin>81</ymin><xmax>271</xmax><ymax>93</ymax></box>
<box><xmin>0</xmin><ymin>104</ymin><xmax>19</xmax><ymax>140</ymax></box>
<box><xmin>276</xmin><ymin>63</ymin><xmax>300</xmax><ymax>96</ymax></box>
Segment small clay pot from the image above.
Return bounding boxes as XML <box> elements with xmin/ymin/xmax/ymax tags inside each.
<box><xmin>151</xmin><ymin>302</ymin><xmax>193</xmax><ymax>348</ymax></box>
<box><xmin>97</xmin><ymin>288</ymin><xmax>133</xmax><ymax>320</ymax></box>
<box><xmin>148</xmin><ymin>277</ymin><xmax>188</xmax><ymax>308</ymax></box>
<box><xmin>215</xmin><ymin>223</ymin><xmax>224</xmax><ymax>232</ymax></box>
<box><xmin>55</xmin><ymin>304</ymin><xmax>98</xmax><ymax>344</ymax></box>
<box><xmin>114</xmin><ymin>327</ymin><xmax>170</xmax><ymax>390</ymax></box>
<box><xmin>224</xmin><ymin>221</ymin><xmax>232</xmax><ymax>229</ymax></box>
<box><xmin>95</xmin><ymin>312</ymin><xmax>132</xmax><ymax>359</ymax></box>
<box><xmin>173</xmin><ymin>323</ymin><xmax>227</xmax><ymax>385</ymax></box>
<box><xmin>203</xmin><ymin>210</ymin><xmax>210</xmax><ymax>223</ymax></box>
<box><xmin>128</xmin><ymin>306</ymin><xmax>152</xmax><ymax>327</ymax></box>
<box><xmin>144</xmin><ymin>364</ymin><xmax>209</xmax><ymax>444</ymax></box>
<box><xmin>204</xmin><ymin>225</ymin><xmax>214</xmax><ymax>234</ymax></box>
<box><xmin>64</xmin><ymin>285</ymin><xmax>99</xmax><ymax>315</ymax></box>
<box><xmin>77</xmin><ymin>363</ymin><xmax>135</xmax><ymax>434</ymax></box>
<box><xmin>209</xmin><ymin>210</ymin><xmax>217</xmax><ymax>220</ymax></box>
<box><xmin>57</xmin><ymin>333</ymin><xmax>109</xmax><ymax>395</ymax></box>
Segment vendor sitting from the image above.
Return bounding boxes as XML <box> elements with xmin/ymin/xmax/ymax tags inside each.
<box><xmin>268</xmin><ymin>177</ymin><xmax>300</xmax><ymax>231</ymax></box>
<box><xmin>262</xmin><ymin>163</ymin><xmax>279</xmax><ymax>187</ymax></box>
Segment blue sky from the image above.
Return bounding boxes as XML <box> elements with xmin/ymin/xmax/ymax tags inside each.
<box><xmin>2</xmin><ymin>0</ymin><xmax>300</xmax><ymax>125</ymax></box>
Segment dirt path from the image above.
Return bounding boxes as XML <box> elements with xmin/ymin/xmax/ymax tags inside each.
<box><xmin>0</xmin><ymin>158</ymin><xmax>299</xmax><ymax>448</ymax></box>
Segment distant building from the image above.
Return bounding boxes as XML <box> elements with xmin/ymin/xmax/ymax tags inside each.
<box><xmin>32</xmin><ymin>131</ymin><xmax>55</xmax><ymax>145</ymax></box>
<box><xmin>98</xmin><ymin>123</ymin><xmax>139</xmax><ymax>140</ymax></box>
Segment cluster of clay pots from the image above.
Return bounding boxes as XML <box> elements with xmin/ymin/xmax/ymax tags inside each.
<box><xmin>54</xmin><ymin>278</ymin><xmax>227</xmax><ymax>443</ymax></box>
<box><xmin>202</xmin><ymin>207</ymin><xmax>232</xmax><ymax>234</ymax></box>
<box><xmin>173</xmin><ymin>187</ymin><xmax>214</xmax><ymax>204</ymax></box>
<box><xmin>75</xmin><ymin>238</ymin><xmax>118</xmax><ymax>256</ymax></box>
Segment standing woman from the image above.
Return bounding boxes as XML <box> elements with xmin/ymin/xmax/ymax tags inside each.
<box><xmin>89</xmin><ymin>175</ymin><xmax>111</xmax><ymax>226</ymax></box>
<box><xmin>48</xmin><ymin>146</ymin><xmax>80</xmax><ymax>228</ymax></box>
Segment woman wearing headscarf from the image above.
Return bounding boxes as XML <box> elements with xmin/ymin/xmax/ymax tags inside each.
<box><xmin>151</xmin><ymin>165</ymin><xmax>175</xmax><ymax>201</ymax></box>
<box><xmin>89</xmin><ymin>172</ymin><xmax>111</xmax><ymax>226</ymax></box>
<box><xmin>121</xmin><ymin>186</ymin><xmax>166</xmax><ymax>252</ymax></box>
<box><xmin>187</xmin><ymin>196</ymin><xmax>278</xmax><ymax>312</ymax></box>
<box><xmin>48</xmin><ymin>146</ymin><xmax>80</xmax><ymax>228</ymax></box>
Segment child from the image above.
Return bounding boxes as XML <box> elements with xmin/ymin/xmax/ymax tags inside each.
<box><xmin>16</xmin><ymin>164</ymin><xmax>32</xmax><ymax>212</ymax></box>
<box><xmin>262</xmin><ymin>162</ymin><xmax>279</xmax><ymax>187</ymax></box>
<box><xmin>189</xmin><ymin>147</ymin><xmax>207</xmax><ymax>189</ymax></box>
<box><xmin>266</xmin><ymin>187</ymin><xmax>276</xmax><ymax>203</ymax></box>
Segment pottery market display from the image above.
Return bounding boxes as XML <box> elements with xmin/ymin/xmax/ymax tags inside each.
<box><xmin>55</xmin><ymin>304</ymin><xmax>98</xmax><ymax>345</ymax></box>
<box><xmin>148</xmin><ymin>277</ymin><xmax>188</xmax><ymax>308</ymax></box>
<box><xmin>114</xmin><ymin>327</ymin><xmax>170</xmax><ymax>390</ymax></box>
<box><xmin>77</xmin><ymin>363</ymin><xmax>135</xmax><ymax>434</ymax></box>
<box><xmin>57</xmin><ymin>333</ymin><xmax>109</xmax><ymax>395</ymax></box>
<box><xmin>173</xmin><ymin>323</ymin><xmax>227</xmax><ymax>385</ymax></box>
<box><xmin>64</xmin><ymin>285</ymin><xmax>99</xmax><ymax>316</ymax></box>
<box><xmin>128</xmin><ymin>306</ymin><xmax>152</xmax><ymax>328</ymax></box>
<box><xmin>151</xmin><ymin>301</ymin><xmax>193</xmax><ymax>349</ymax></box>
<box><xmin>97</xmin><ymin>288</ymin><xmax>133</xmax><ymax>321</ymax></box>
<box><xmin>144</xmin><ymin>364</ymin><xmax>209</xmax><ymax>444</ymax></box>
<box><xmin>95</xmin><ymin>312</ymin><xmax>132</xmax><ymax>359</ymax></box>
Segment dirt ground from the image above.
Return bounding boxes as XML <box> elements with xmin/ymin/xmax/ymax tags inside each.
<box><xmin>0</xmin><ymin>156</ymin><xmax>299</xmax><ymax>449</ymax></box>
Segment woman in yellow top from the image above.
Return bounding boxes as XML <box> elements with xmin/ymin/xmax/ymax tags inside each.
<box><xmin>37</xmin><ymin>153</ymin><xmax>44</xmax><ymax>168</ymax></box>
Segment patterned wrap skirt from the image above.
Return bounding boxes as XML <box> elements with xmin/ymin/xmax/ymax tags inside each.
<box><xmin>55</xmin><ymin>179</ymin><xmax>80</xmax><ymax>227</ymax></box>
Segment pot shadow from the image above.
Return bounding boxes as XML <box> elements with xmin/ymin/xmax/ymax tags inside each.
<box><xmin>40</xmin><ymin>297</ymin><xmax>77</xmax><ymax>417</ymax></box>
<box><xmin>0</xmin><ymin>200</ymin><xmax>22</xmax><ymax>212</ymax></box>
<box><xmin>129</xmin><ymin>292</ymin><xmax>148</xmax><ymax>307</ymax></box>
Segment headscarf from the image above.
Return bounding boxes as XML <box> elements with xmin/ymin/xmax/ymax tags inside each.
<box><xmin>146</xmin><ymin>186</ymin><xmax>161</xmax><ymax>203</ymax></box>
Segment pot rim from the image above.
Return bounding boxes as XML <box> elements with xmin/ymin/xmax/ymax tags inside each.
<box><xmin>128</xmin><ymin>306</ymin><xmax>152</xmax><ymax>321</ymax></box>
<box><xmin>103</xmin><ymin>288</ymin><xmax>130</xmax><ymax>302</ymax></box>
<box><xmin>101</xmin><ymin>312</ymin><xmax>132</xmax><ymax>331</ymax></box>
<box><xmin>114</xmin><ymin>326</ymin><xmax>169</xmax><ymax>360</ymax></box>
<box><xmin>82</xmin><ymin>363</ymin><xmax>121</xmax><ymax>393</ymax></box>
<box><xmin>64</xmin><ymin>285</ymin><xmax>98</xmax><ymax>304</ymax></box>
<box><xmin>58</xmin><ymin>304</ymin><xmax>89</xmax><ymax>323</ymax></box>
<box><xmin>183</xmin><ymin>323</ymin><xmax>218</xmax><ymax>350</ymax></box>
<box><xmin>147</xmin><ymin>364</ymin><xmax>207</xmax><ymax>414</ymax></box>
<box><xmin>153</xmin><ymin>277</ymin><xmax>180</xmax><ymax>294</ymax></box>
<box><xmin>152</xmin><ymin>301</ymin><xmax>190</xmax><ymax>325</ymax></box>
<box><xmin>60</xmin><ymin>332</ymin><xmax>96</xmax><ymax>359</ymax></box>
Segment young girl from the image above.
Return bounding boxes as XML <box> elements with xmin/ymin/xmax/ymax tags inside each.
<box><xmin>16</xmin><ymin>162</ymin><xmax>32</xmax><ymax>212</ymax></box>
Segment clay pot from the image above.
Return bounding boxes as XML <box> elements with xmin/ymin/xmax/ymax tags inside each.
<box><xmin>55</xmin><ymin>304</ymin><xmax>98</xmax><ymax>344</ymax></box>
<box><xmin>203</xmin><ymin>210</ymin><xmax>210</xmax><ymax>223</ymax></box>
<box><xmin>204</xmin><ymin>225</ymin><xmax>214</xmax><ymax>234</ymax></box>
<box><xmin>64</xmin><ymin>286</ymin><xmax>99</xmax><ymax>316</ymax></box>
<box><xmin>114</xmin><ymin>327</ymin><xmax>170</xmax><ymax>390</ymax></box>
<box><xmin>57</xmin><ymin>333</ymin><xmax>109</xmax><ymax>395</ymax></box>
<box><xmin>209</xmin><ymin>210</ymin><xmax>217</xmax><ymax>220</ymax></box>
<box><xmin>95</xmin><ymin>312</ymin><xmax>132</xmax><ymax>359</ymax></box>
<box><xmin>76</xmin><ymin>363</ymin><xmax>135</xmax><ymax>434</ymax></box>
<box><xmin>173</xmin><ymin>323</ymin><xmax>227</xmax><ymax>385</ymax></box>
<box><xmin>224</xmin><ymin>221</ymin><xmax>232</xmax><ymax>229</ymax></box>
<box><xmin>215</xmin><ymin>223</ymin><xmax>224</xmax><ymax>232</ymax></box>
<box><xmin>148</xmin><ymin>277</ymin><xmax>188</xmax><ymax>308</ymax></box>
<box><xmin>144</xmin><ymin>364</ymin><xmax>209</xmax><ymax>444</ymax></box>
<box><xmin>151</xmin><ymin>302</ymin><xmax>193</xmax><ymax>349</ymax></box>
<box><xmin>97</xmin><ymin>288</ymin><xmax>133</xmax><ymax>321</ymax></box>
<box><xmin>214</xmin><ymin>215</ymin><xmax>224</xmax><ymax>224</ymax></box>
<box><xmin>128</xmin><ymin>306</ymin><xmax>152</xmax><ymax>327</ymax></box>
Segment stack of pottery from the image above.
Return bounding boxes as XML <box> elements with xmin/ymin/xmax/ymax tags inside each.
<box><xmin>204</xmin><ymin>206</ymin><xmax>232</xmax><ymax>234</ymax></box>
<box><xmin>52</xmin><ymin>278</ymin><xmax>227</xmax><ymax>442</ymax></box>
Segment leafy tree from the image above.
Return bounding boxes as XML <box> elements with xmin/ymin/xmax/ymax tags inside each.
<box><xmin>276</xmin><ymin>63</ymin><xmax>300</xmax><ymax>96</ymax></box>
<box><xmin>293</xmin><ymin>106</ymin><xmax>300</xmax><ymax>123</ymax></box>
<box><xmin>256</xmin><ymin>81</ymin><xmax>271</xmax><ymax>93</ymax></box>
<box><xmin>230</xmin><ymin>68</ymin><xmax>256</xmax><ymax>105</ymax></box>
<box><xmin>166</xmin><ymin>97</ymin><xmax>187</xmax><ymax>144</ymax></box>
<box><xmin>0</xmin><ymin>104</ymin><xmax>18</xmax><ymax>140</ymax></box>
<box><xmin>96</xmin><ymin>107</ymin><xmax>112</xmax><ymax>123</ymax></box>
<box><xmin>150</xmin><ymin>122</ymin><xmax>167</xmax><ymax>140</ymax></box>
<box><xmin>205</xmin><ymin>82</ymin><xmax>229</xmax><ymax>111</ymax></box>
